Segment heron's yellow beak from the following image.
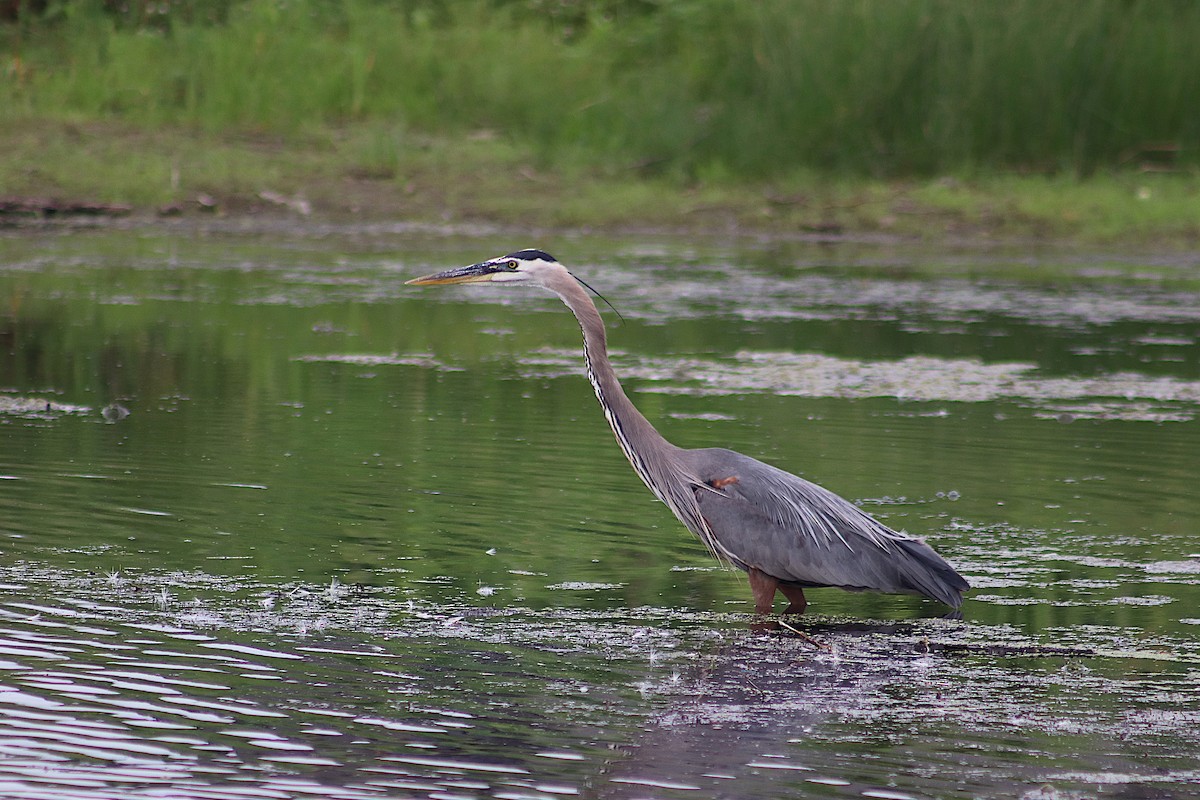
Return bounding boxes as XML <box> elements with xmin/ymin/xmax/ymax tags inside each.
<box><xmin>405</xmin><ymin>262</ymin><xmax>504</xmax><ymax>286</ymax></box>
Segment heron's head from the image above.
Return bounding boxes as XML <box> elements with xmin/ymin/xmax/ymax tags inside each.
<box><xmin>405</xmin><ymin>249</ymin><xmax>565</xmax><ymax>289</ymax></box>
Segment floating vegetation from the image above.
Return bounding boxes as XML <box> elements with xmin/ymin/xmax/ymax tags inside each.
<box><xmin>0</xmin><ymin>395</ymin><xmax>91</xmax><ymax>420</ymax></box>
<box><xmin>294</xmin><ymin>352</ymin><xmax>464</xmax><ymax>370</ymax></box>
<box><xmin>516</xmin><ymin>349</ymin><xmax>1200</xmax><ymax>422</ymax></box>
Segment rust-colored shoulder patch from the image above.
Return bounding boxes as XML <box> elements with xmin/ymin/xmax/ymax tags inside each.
<box><xmin>708</xmin><ymin>476</ymin><xmax>740</xmax><ymax>490</ymax></box>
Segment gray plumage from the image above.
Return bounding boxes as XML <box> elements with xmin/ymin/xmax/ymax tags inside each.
<box><xmin>407</xmin><ymin>250</ymin><xmax>970</xmax><ymax>615</ymax></box>
<box><xmin>687</xmin><ymin>448</ymin><xmax>967</xmax><ymax>607</ymax></box>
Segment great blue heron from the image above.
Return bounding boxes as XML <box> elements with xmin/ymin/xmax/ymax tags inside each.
<box><xmin>407</xmin><ymin>249</ymin><xmax>969</xmax><ymax>615</ymax></box>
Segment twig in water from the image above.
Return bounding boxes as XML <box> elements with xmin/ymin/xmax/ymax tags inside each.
<box><xmin>777</xmin><ymin>618</ymin><xmax>832</xmax><ymax>651</ymax></box>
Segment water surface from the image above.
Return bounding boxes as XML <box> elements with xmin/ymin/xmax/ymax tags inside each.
<box><xmin>2</xmin><ymin>224</ymin><xmax>1198</xmax><ymax>799</ymax></box>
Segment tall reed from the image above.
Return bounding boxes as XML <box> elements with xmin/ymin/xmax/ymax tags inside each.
<box><xmin>3</xmin><ymin>0</ymin><xmax>1197</xmax><ymax>176</ymax></box>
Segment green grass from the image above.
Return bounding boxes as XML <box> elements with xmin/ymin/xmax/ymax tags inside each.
<box><xmin>2</xmin><ymin>1</ymin><xmax>1199</xmax><ymax>243</ymax></box>
<box><xmin>4</xmin><ymin>0</ymin><xmax>1199</xmax><ymax>177</ymax></box>
<box><xmin>3</xmin><ymin>118</ymin><xmax>1198</xmax><ymax>246</ymax></box>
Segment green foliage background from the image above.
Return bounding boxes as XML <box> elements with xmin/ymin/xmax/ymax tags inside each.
<box><xmin>4</xmin><ymin>0</ymin><xmax>1198</xmax><ymax>179</ymax></box>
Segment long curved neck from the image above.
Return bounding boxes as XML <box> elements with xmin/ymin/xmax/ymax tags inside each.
<box><xmin>551</xmin><ymin>276</ymin><xmax>680</xmax><ymax>493</ymax></box>
<box><xmin>548</xmin><ymin>272</ymin><xmax>722</xmax><ymax>558</ymax></box>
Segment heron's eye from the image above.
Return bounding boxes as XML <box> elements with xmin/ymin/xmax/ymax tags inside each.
<box><xmin>507</xmin><ymin>260</ymin><xmax>519</xmax><ymax>270</ymax></box>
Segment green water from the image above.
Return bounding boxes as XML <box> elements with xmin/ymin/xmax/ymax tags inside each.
<box><xmin>1</xmin><ymin>224</ymin><xmax>1198</xmax><ymax>799</ymax></box>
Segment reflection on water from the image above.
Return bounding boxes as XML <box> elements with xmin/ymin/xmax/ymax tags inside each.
<box><xmin>2</xmin><ymin>227</ymin><xmax>1199</xmax><ymax>799</ymax></box>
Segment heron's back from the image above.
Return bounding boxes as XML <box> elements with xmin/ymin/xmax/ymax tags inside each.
<box><xmin>682</xmin><ymin>448</ymin><xmax>969</xmax><ymax>607</ymax></box>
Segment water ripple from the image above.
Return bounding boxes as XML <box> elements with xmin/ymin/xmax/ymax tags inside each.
<box><xmin>0</xmin><ymin>559</ymin><xmax>1197</xmax><ymax>799</ymax></box>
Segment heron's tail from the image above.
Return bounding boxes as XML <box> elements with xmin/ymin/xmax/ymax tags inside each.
<box><xmin>893</xmin><ymin>538</ymin><xmax>970</xmax><ymax>608</ymax></box>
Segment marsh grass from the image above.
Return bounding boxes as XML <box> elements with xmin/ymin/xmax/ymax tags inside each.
<box><xmin>4</xmin><ymin>0</ymin><xmax>1198</xmax><ymax>177</ymax></box>
<box><xmin>3</xmin><ymin>1</ymin><xmax>1199</xmax><ymax>242</ymax></box>
<box><xmin>3</xmin><ymin>116</ymin><xmax>1193</xmax><ymax>245</ymax></box>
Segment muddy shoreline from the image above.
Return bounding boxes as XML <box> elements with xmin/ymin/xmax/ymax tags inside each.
<box><xmin>7</xmin><ymin>198</ymin><xmax>1200</xmax><ymax>270</ymax></box>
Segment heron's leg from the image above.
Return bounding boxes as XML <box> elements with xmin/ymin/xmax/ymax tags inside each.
<box><xmin>747</xmin><ymin>568</ymin><xmax>778</xmax><ymax>615</ymax></box>
<box><xmin>779</xmin><ymin>584</ymin><xmax>807</xmax><ymax>615</ymax></box>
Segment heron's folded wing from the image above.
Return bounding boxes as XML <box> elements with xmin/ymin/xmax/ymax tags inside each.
<box><xmin>692</xmin><ymin>451</ymin><xmax>967</xmax><ymax>605</ymax></box>
<box><xmin>695</xmin><ymin>486</ymin><xmax>909</xmax><ymax>591</ymax></box>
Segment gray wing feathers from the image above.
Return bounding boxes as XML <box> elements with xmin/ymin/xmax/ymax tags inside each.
<box><xmin>687</xmin><ymin>448</ymin><xmax>968</xmax><ymax>608</ymax></box>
